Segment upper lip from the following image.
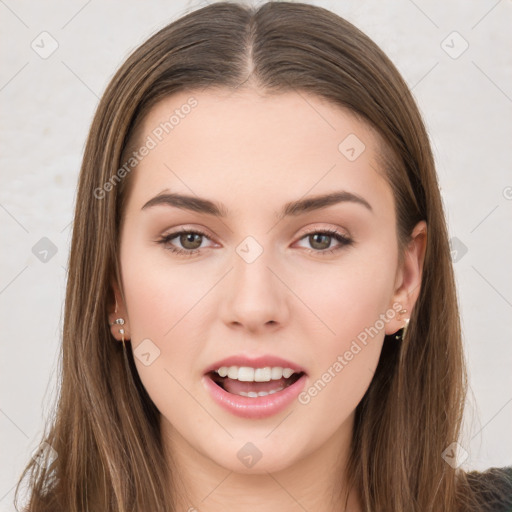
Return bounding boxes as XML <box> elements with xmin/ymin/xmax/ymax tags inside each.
<box><xmin>204</xmin><ymin>354</ymin><xmax>307</xmax><ymax>375</ymax></box>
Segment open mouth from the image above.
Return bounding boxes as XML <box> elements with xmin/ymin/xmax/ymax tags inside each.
<box><xmin>206</xmin><ymin>370</ymin><xmax>305</xmax><ymax>398</ymax></box>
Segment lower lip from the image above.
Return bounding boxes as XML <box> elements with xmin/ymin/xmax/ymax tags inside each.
<box><xmin>202</xmin><ymin>373</ymin><xmax>308</xmax><ymax>419</ymax></box>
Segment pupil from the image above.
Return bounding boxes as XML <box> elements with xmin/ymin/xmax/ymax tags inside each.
<box><xmin>181</xmin><ymin>233</ymin><xmax>202</xmax><ymax>249</ymax></box>
<box><xmin>311</xmin><ymin>234</ymin><xmax>330</xmax><ymax>250</ymax></box>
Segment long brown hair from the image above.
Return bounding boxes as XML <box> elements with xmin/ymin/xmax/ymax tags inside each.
<box><xmin>14</xmin><ymin>2</ymin><xmax>486</xmax><ymax>510</ymax></box>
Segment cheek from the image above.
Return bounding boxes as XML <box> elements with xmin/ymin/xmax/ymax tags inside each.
<box><xmin>121</xmin><ymin>236</ymin><xmax>215</xmax><ymax>340</ymax></box>
<box><xmin>291</xmin><ymin>246</ymin><xmax>397</xmax><ymax>343</ymax></box>
<box><xmin>291</xmin><ymin>251</ymin><xmax>396</xmax><ymax>412</ymax></box>
<box><xmin>121</xmin><ymin>253</ymin><xmax>212</xmax><ymax>420</ymax></box>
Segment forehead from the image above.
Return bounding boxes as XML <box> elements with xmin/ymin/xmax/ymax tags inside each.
<box><xmin>123</xmin><ymin>88</ymin><xmax>394</xmax><ymax>219</ymax></box>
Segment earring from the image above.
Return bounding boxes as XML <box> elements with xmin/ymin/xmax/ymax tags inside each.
<box><xmin>110</xmin><ymin>298</ymin><xmax>127</xmax><ymax>348</ymax></box>
<box><xmin>109</xmin><ymin>318</ymin><xmax>126</xmax><ymax>346</ymax></box>
<box><xmin>394</xmin><ymin>309</ymin><xmax>410</xmax><ymax>341</ymax></box>
<box><xmin>120</xmin><ymin>327</ymin><xmax>126</xmax><ymax>350</ymax></box>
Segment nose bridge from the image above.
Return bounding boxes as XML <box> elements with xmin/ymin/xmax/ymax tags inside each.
<box><xmin>220</xmin><ymin>234</ymin><xmax>289</xmax><ymax>331</ymax></box>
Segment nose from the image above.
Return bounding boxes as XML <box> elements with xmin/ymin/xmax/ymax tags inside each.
<box><xmin>219</xmin><ymin>247</ymin><xmax>290</xmax><ymax>334</ymax></box>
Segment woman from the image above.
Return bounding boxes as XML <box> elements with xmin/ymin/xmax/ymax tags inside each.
<box><xmin>15</xmin><ymin>1</ymin><xmax>511</xmax><ymax>511</ymax></box>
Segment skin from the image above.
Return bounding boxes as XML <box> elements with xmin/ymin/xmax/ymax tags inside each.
<box><xmin>109</xmin><ymin>88</ymin><xmax>427</xmax><ymax>512</ymax></box>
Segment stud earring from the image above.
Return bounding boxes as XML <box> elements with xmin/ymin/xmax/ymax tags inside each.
<box><xmin>110</xmin><ymin>298</ymin><xmax>127</xmax><ymax>348</ymax></box>
<box><xmin>109</xmin><ymin>318</ymin><xmax>126</xmax><ymax>346</ymax></box>
<box><xmin>394</xmin><ymin>309</ymin><xmax>410</xmax><ymax>341</ymax></box>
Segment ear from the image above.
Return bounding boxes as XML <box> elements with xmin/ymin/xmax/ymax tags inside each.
<box><xmin>108</xmin><ymin>279</ymin><xmax>131</xmax><ymax>341</ymax></box>
<box><xmin>385</xmin><ymin>220</ymin><xmax>427</xmax><ymax>336</ymax></box>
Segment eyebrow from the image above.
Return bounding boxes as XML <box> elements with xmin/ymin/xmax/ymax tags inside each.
<box><xmin>141</xmin><ymin>190</ymin><xmax>373</xmax><ymax>217</ymax></box>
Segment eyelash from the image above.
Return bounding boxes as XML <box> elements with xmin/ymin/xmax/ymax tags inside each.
<box><xmin>156</xmin><ymin>227</ymin><xmax>353</xmax><ymax>257</ymax></box>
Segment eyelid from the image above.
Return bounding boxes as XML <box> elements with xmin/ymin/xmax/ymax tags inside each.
<box><xmin>159</xmin><ymin>224</ymin><xmax>350</xmax><ymax>243</ymax></box>
<box><xmin>160</xmin><ymin>224</ymin><xmax>217</xmax><ymax>241</ymax></box>
<box><xmin>298</xmin><ymin>224</ymin><xmax>351</xmax><ymax>238</ymax></box>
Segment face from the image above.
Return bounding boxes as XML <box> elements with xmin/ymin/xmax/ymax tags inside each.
<box><xmin>115</xmin><ymin>88</ymin><xmax>419</xmax><ymax>475</ymax></box>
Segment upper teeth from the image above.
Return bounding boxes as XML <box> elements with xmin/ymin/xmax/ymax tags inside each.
<box><xmin>215</xmin><ymin>366</ymin><xmax>296</xmax><ymax>382</ymax></box>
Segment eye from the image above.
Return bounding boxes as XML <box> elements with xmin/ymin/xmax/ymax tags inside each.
<box><xmin>157</xmin><ymin>227</ymin><xmax>353</xmax><ymax>257</ymax></box>
<box><xmin>157</xmin><ymin>228</ymin><xmax>213</xmax><ymax>257</ymax></box>
<box><xmin>295</xmin><ymin>228</ymin><xmax>353</xmax><ymax>256</ymax></box>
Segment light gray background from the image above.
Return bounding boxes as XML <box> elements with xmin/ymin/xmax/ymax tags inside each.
<box><xmin>1</xmin><ymin>0</ymin><xmax>511</xmax><ymax>508</ymax></box>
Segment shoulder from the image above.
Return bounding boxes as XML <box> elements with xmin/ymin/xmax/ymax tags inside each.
<box><xmin>463</xmin><ymin>466</ymin><xmax>512</xmax><ymax>512</ymax></box>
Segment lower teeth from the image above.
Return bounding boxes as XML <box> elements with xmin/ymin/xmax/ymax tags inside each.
<box><xmin>210</xmin><ymin>372</ymin><xmax>304</xmax><ymax>397</ymax></box>
<box><xmin>236</xmin><ymin>387</ymin><xmax>285</xmax><ymax>398</ymax></box>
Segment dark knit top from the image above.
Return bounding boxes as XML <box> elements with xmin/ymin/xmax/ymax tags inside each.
<box><xmin>465</xmin><ymin>466</ymin><xmax>512</xmax><ymax>511</ymax></box>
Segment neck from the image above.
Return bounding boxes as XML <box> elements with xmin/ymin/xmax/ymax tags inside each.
<box><xmin>161</xmin><ymin>414</ymin><xmax>361</xmax><ymax>512</ymax></box>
